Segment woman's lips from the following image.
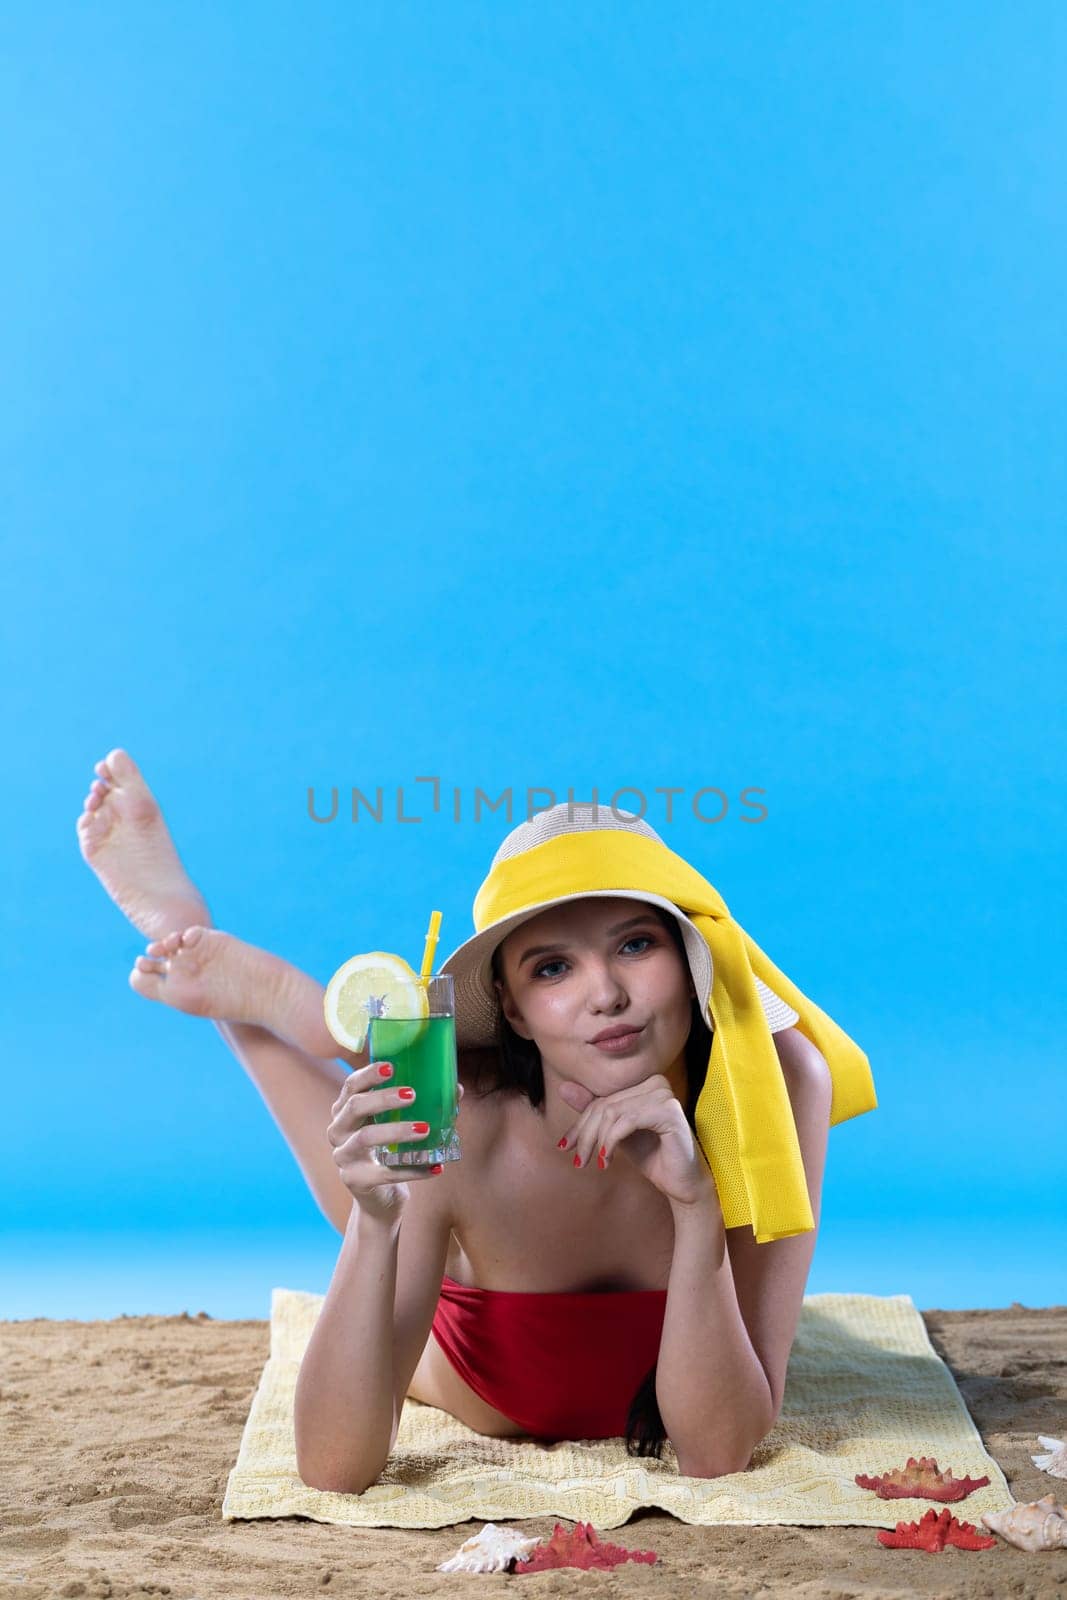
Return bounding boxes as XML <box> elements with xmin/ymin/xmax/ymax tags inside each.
<box><xmin>590</xmin><ymin>1027</ymin><xmax>645</xmax><ymax>1053</ymax></box>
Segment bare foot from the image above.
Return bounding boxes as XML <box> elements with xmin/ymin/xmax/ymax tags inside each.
<box><xmin>76</xmin><ymin>748</ymin><xmax>212</xmax><ymax>940</ymax></box>
<box><xmin>129</xmin><ymin>925</ymin><xmax>343</xmax><ymax>1058</ymax></box>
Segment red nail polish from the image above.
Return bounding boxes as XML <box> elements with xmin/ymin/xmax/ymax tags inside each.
<box><xmin>597</xmin><ymin>1147</ymin><xmax>607</xmax><ymax>1169</ymax></box>
<box><xmin>557</xmin><ymin>1136</ymin><xmax>568</xmax><ymax>1150</ymax></box>
<box><xmin>398</xmin><ymin>1087</ymin><xmax>415</xmax><ymax>1101</ymax></box>
<box><xmin>573</xmin><ymin>1152</ymin><xmax>582</xmax><ymax>1168</ymax></box>
<box><xmin>431</xmin><ymin>1163</ymin><xmax>443</xmax><ymax>1174</ymax></box>
<box><xmin>377</xmin><ymin>1064</ymin><xmax>393</xmax><ymax>1078</ymax></box>
<box><xmin>412</xmin><ymin>1122</ymin><xmax>430</xmax><ymax>1135</ymax></box>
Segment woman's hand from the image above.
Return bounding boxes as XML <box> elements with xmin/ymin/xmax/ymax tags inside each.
<box><xmin>327</xmin><ymin>1062</ymin><xmax>464</xmax><ymax>1223</ymax></box>
<box><xmin>556</xmin><ymin>1074</ymin><xmax>718</xmax><ymax>1210</ymax></box>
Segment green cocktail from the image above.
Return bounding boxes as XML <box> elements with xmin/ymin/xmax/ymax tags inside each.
<box><xmin>368</xmin><ymin>973</ymin><xmax>461</xmax><ymax>1166</ymax></box>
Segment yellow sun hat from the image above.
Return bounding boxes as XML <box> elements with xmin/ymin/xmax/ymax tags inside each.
<box><xmin>438</xmin><ymin>800</ymin><xmax>877</xmax><ymax>1244</ymax></box>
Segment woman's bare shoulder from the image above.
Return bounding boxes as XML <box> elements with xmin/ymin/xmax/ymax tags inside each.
<box><xmin>441</xmin><ymin>1049</ymin><xmax>512</xmax><ymax>1218</ymax></box>
<box><xmin>455</xmin><ymin>1048</ymin><xmax>514</xmax><ymax>1143</ymax></box>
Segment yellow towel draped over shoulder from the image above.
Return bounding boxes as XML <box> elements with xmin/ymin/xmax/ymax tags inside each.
<box><xmin>474</xmin><ymin>829</ymin><xmax>877</xmax><ymax>1243</ymax></box>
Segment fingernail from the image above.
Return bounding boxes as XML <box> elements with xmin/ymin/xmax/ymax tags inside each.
<box><xmin>398</xmin><ymin>1087</ymin><xmax>415</xmax><ymax>1101</ymax></box>
<box><xmin>597</xmin><ymin>1147</ymin><xmax>607</xmax><ymax>1170</ymax></box>
<box><xmin>557</xmin><ymin>1136</ymin><xmax>568</xmax><ymax>1150</ymax></box>
<box><xmin>431</xmin><ymin>1163</ymin><xmax>443</xmax><ymax>1174</ymax></box>
<box><xmin>573</xmin><ymin>1152</ymin><xmax>582</xmax><ymax>1168</ymax></box>
<box><xmin>378</xmin><ymin>1064</ymin><xmax>393</xmax><ymax>1078</ymax></box>
<box><xmin>412</xmin><ymin>1122</ymin><xmax>430</xmax><ymax>1135</ymax></box>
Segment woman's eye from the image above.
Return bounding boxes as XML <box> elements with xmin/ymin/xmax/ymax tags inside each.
<box><xmin>532</xmin><ymin>936</ymin><xmax>655</xmax><ymax>979</ymax></box>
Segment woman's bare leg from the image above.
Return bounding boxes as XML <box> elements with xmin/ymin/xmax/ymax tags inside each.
<box><xmin>130</xmin><ymin>926</ymin><xmax>365</xmax><ymax>1233</ymax></box>
<box><xmin>129</xmin><ymin>922</ymin><xmax>342</xmax><ymax>1056</ymax></box>
<box><xmin>77</xmin><ymin>747</ymin><xmax>357</xmax><ymax>1234</ymax></box>
<box><xmin>212</xmin><ymin>1020</ymin><xmax>354</xmax><ymax>1235</ymax></box>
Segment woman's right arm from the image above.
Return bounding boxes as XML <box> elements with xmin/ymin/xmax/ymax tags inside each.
<box><xmin>294</xmin><ymin>1203</ymin><xmax>403</xmax><ymax>1493</ymax></box>
<box><xmin>293</xmin><ymin>1059</ymin><xmax>460</xmax><ymax>1494</ymax></box>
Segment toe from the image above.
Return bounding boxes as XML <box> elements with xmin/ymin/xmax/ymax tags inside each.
<box><xmin>105</xmin><ymin>748</ymin><xmax>138</xmax><ymax>784</ymax></box>
<box><xmin>135</xmin><ymin>954</ymin><xmax>168</xmax><ymax>973</ymax></box>
<box><xmin>181</xmin><ymin>924</ymin><xmax>206</xmax><ymax>947</ymax></box>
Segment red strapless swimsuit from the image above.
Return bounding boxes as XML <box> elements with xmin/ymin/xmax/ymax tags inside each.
<box><xmin>429</xmin><ymin>1272</ymin><xmax>669</xmax><ymax>1441</ymax></box>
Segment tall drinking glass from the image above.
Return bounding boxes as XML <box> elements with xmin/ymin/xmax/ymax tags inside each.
<box><xmin>368</xmin><ymin>973</ymin><xmax>461</xmax><ymax>1166</ymax></box>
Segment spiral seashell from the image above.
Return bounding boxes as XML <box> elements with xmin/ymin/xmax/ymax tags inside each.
<box><xmin>1031</xmin><ymin>1434</ymin><xmax>1067</xmax><ymax>1479</ymax></box>
<box><xmin>436</xmin><ymin>1521</ymin><xmax>542</xmax><ymax>1572</ymax></box>
<box><xmin>980</xmin><ymin>1494</ymin><xmax>1067</xmax><ymax>1552</ymax></box>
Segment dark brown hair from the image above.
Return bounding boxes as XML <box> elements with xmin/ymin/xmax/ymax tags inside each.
<box><xmin>468</xmin><ymin>906</ymin><xmax>714</xmax><ymax>1460</ymax></box>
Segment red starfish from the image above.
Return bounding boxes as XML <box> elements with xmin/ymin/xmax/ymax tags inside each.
<box><xmin>877</xmin><ymin>1506</ymin><xmax>997</xmax><ymax>1552</ymax></box>
<box><xmin>512</xmin><ymin>1521</ymin><xmax>659</xmax><ymax>1572</ymax></box>
<box><xmin>855</xmin><ymin>1455</ymin><xmax>990</xmax><ymax>1501</ymax></box>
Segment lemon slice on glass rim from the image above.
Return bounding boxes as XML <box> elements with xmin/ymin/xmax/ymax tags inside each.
<box><xmin>323</xmin><ymin>950</ymin><xmax>430</xmax><ymax>1055</ymax></box>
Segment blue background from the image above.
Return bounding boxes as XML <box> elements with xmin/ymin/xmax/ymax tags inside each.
<box><xmin>3</xmin><ymin>2</ymin><xmax>1064</xmax><ymax>1317</ymax></box>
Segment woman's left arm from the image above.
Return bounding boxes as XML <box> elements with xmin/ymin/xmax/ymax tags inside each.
<box><xmin>657</xmin><ymin>1028</ymin><xmax>833</xmax><ymax>1479</ymax></box>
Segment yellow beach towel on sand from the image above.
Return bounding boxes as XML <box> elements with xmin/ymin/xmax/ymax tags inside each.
<box><xmin>474</xmin><ymin>828</ymin><xmax>878</xmax><ymax>1242</ymax></box>
<box><xmin>221</xmin><ymin>1287</ymin><xmax>1013</xmax><ymax>1530</ymax></box>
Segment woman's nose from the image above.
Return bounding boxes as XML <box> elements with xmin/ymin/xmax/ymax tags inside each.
<box><xmin>586</xmin><ymin>964</ymin><xmax>629</xmax><ymax>1007</ymax></box>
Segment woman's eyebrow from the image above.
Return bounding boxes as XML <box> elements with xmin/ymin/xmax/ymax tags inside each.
<box><xmin>516</xmin><ymin>915</ymin><xmax>659</xmax><ymax>967</ymax></box>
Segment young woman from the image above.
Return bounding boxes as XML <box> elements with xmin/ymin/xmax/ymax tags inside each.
<box><xmin>77</xmin><ymin>749</ymin><xmax>874</xmax><ymax>1494</ymax></box>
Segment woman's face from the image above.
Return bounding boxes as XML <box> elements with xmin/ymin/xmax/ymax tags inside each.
<box><xmin>494</xmin><ymin>896</ymin><xmax>696</xmax><ymax>1093</ymax></box>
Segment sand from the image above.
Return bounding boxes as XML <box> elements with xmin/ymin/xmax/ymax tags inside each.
<box><xmin>1</xmin><ymin>1303</ymin><xmax>1065</xmax><ymax>1600</ymax></box>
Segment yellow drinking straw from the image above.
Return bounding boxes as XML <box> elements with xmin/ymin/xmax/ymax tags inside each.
<box><xmin>420</xmin><ymin>909</ymin><xmax>443</xmax><ymax>981</ymax></box>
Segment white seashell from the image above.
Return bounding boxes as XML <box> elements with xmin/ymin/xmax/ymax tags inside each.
<box><xmin>981</xmin><ymin>1493</ymin><xmax>1067</xmax><ymax>1553</ymax></box>
<box><xmin>1031</xmin><ymin>1434</ymin><xmax>1067</xmax><ymax>1479</ymax></box>
<box><xmin>436</xmin><ymin>1521</ymin><xmax>542</xmax><ymax>1573</ymax></box>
